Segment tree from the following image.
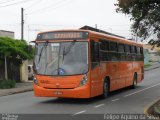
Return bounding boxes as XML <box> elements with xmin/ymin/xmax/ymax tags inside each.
<box><xmin>0</xmin><ymin>37</ymin><xmax>33</xmax><ymax>80</ymax></box>
<box><xmin>115</xmin><ymin>0</ymin><xmax>160</xmax><ymax>46</ymax></box>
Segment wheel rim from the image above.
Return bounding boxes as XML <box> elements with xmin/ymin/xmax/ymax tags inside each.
<box><xmin>134</xmin><ymin>79</ymin><xmax>137</xmax><ymax>85</ymax></box>
<box><xmin>103</xmin><ymin>82</ymin><xmax>108</xmax><ymax>97</ymax></box>
<box><xmin>133</xmin><ymin>75</ymin><xmax>137</xmax><ymax>87</ymax></box>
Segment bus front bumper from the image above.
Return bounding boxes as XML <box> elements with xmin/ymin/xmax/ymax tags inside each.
<box><xmin>34</xmin><ymin>84</ymin><xmax>90</xmax><ymax>98</ymax></box>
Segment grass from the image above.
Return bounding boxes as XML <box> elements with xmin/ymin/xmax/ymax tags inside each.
<box><xmin>154</xmin><ymin>103</ymin><xmax>160</xmax><ymax>114</ymax></box>
<box><xmin>158</xmin><ymin>106</ymin><xmax>160</xmax><ymax>111</ymax></box>
<box><xmin>0</xmin><ymin>80</ymin><xmax>16</xmax><ymax>89</ymax></box>
<box><xmin>154</xmin><ymin>107</ymin><xmax>160</xmax><ymax>113</ymax></box>
<box><xmin>144</xmin><ymin>64</ymin><xmax>151</xmax><ymax>68</ymax></box>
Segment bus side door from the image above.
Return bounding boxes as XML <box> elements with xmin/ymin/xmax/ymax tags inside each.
<box><xmin>90</xmin><ymin>40</ymin><xmax>102</xmax><ymax>97</ymax></box>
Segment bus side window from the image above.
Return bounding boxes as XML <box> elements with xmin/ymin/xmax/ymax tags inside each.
<box><xmin>136</xmin><ymin>47</ymin><xmax>141</xmax><ymax>61</ymax></box>
<box><xmin>140</xmin><ymin>47</ymin><xmax>143</xmax><ymax>55</ymax></box>
<box><xmin>140</xmin><ymin>47</ymin><xmax>144</xmax><ymax>61</ymax></box>
<box><xmin>131</xmin><ymin>46</ymin><xmax>136</xmax><ymax>53</ymax></box>
<box><xmin>100</xmin><ymin>40</ymin><xmax>109</xmax><ymax>61</ymax></box>
<box><xmin>118</xmin><ymin>43</ymin><xmax>125</xmax><ymax>61</ymax></box>
<box><xmin>91</xmin><ymin>40</ymin><xmax>99</xmax><ymax>69</ymax></box>
<box><xmin>100</xmin><ymin>40</ymin><xmax>109</xmax><ymax>51</ymax></box>
<box><xmin>125</xmin><ymin>45</ymin><xmax>131</xmax><ymax>61</ymax></box>
<box><xmin>131</xmin><ymin>46</ymin><xmax>136</xmax><ymax>61</ymax></box>
<box><xmin>109</xmin><ymin>42</ymin><xmax>118</xmax><ymax>61</ymax></box>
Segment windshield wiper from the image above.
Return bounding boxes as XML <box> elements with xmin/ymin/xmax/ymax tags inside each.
<box><xmin>62</xmin><ymin>40</ymin><xmax>76</xmax><ymax>63</ymax></box>
<box><xmin>64</xmin><ymin>41</ymin><xmax>76</xmax><ymax>55</ymax></box>
<box><xmin>37</xmin><ymin>41</ymin><xmax>48</xmax><ymax>64</ymax></box>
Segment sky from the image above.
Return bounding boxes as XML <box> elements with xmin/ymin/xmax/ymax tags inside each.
<box><xmin>0</xmin><ymin>0</ymin><xmax>133</xmax><ymax>42</ymax></box>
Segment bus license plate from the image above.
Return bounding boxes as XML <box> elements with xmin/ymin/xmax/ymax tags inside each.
<box><xmin>54</xmin><ymin>91</ymin><xmax>62</xmax><ymax>95</ymax></box>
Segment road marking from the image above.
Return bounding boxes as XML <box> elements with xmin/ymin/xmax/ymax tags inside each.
<box><xmin>94</xmin><ymin>104</ymin><xmax>105</xmax><ymax>108</ymax></box>
<box><xmin>124</xmin><ymin>82</ymin><xmax>160</xmax><ymax>97</ymax></box>
<box><xmin>72</xmin><ymin>110</ymin><xmax>86</xmax><ymax>116</ymax></box>
<box><xmin>111</xmin><ymin>98</ymin><xmax>119</xmax><ymax>102</ymax></box>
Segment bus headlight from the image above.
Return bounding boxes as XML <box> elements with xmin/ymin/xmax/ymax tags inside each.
<box><xmin>79</xmin><ymin>74</ymin><xmax>88</xmax><ymax>87</ymax></box>
<box><xmin>33</xmin><ymin>77</ymin><xmax>39</xmax><ymax>86</ymax></box>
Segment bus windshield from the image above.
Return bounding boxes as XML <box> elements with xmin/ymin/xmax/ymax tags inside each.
<box><xmin>34</xmin><ymin>41</ymin><xmax>88</xmax><ymax>76</ymax></box>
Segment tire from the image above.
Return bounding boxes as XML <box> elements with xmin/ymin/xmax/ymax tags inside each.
<box><xmin>131</xmin><ymin>73</ymin><xmax>137</xmax><ymax>89</ymax></box>
<box><xmin>101</xmin><ymin>80</ymin><xmax>109</xmax><ymax>99</ymax></box>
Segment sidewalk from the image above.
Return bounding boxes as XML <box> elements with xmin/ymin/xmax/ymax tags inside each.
<box><xmin>0</xmin><ymin>62</ymin><xmax>160</xmax><ymax>97</ymax></box>
<box><xmin>0</xmin><ymin>81</ymin><xmax>33</xmax><ymax>97</ymax></box>
<box><xmin>144</xmin><ymin>62</ymin><xmax>160</xmax><ymax>117</ymax></box>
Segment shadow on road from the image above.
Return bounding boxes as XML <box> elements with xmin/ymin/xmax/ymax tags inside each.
<box><xmin>38</xmin><ymin>85</ymin><xmax>143</xmax><ymax>105</ymax></box>
<box><xmin>40</xmin><ymin>96</ymin><xmax>103</xmax><ymax>105</ymax></box>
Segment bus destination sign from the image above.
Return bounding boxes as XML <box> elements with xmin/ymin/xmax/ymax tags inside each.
<box><xmin>36</xmin><ymin>31</ymin><xmax>89</xmax><ymax>40</ymax></box>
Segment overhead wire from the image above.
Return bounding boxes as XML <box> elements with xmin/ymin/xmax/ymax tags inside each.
<box><xmin>0</xmin><ymin>0</ymin><xmax>33</xmax><ymax>8</ymax></box>
<box><xmin>25</xmin><ymin>0</ymin><xmax>42</xmax><ymax>10</ymax></box>
<box><xmin>27</xmin><ymin>0</ymin><xmax>74</xmax><ymax>15</ymax></box>
<box><xmin>0</xmin><ymin>0</ymin><xmax>10</xmax><ymax>2</ymax></box>
<box><xmin>26</xmin><ymin>0</ymin><xmax>67</xmax><ymax>14</ymax></box>
<box><xmin>28</xmin><ymin>24</ymin><xmax>80</xmax><ymax>28</ymax></box>
<box><xmin>0</xmin><ymin>0</ymin><xmax>16</xmax><ymax>4</ymax></box>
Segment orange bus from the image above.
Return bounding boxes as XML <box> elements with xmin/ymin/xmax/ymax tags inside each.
<box><xmin>33</xmin><ymin>26</ymin><xmax>144</xmax><ymax>98</ymax></box>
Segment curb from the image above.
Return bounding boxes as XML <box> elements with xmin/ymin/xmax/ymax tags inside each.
<box><xmin>0</xmin><ymin>88</ymin><xmax>33</xmax><ymax>97</ymax></box>
<box><xmin>144</xmin><ymin>66</ymin><xmax>160</xmax><ymax>71</ymax></box>
<box><xmin>8</xmin><ymin>88</ymin><xmax>33</xmax><ymax>95</ymax></box>
<box><xmin>144</xmin><ymin>97</ymin><xmax>160</xmax><ymax>119</ymax></box>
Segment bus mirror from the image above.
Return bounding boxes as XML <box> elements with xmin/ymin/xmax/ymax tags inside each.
<box><xmin>28</xmin><ymin>41</ymin><xmax>36</xmax><ymax>53</ymax></box>
<box><xmin>29</xmin><ymin>41</ymin><xmax>36</xmax><ymax>43</ymax></box>
<box><xmin>28</xmin><ymin>45</ymin><xmax>33</xmax><ymax>53</ymax></box>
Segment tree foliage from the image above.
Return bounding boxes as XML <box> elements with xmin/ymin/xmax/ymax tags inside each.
<box><xmin>115</xmin><ymin>0</ymin><xmax>160</xmax><ymax>46</ymax></box>
<box><xmin>0</xmin><ymin>37</ymin><xmax>34</xmax><ymax>65</ymax></box>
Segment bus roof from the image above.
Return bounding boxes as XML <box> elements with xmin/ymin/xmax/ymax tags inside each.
<box><xmin>88</xmin><ymin>30</ymin><xmax>143</xmax><ymax>47</ymax></box>
<box><xmin>37</xmin><ymin>29</ymin><xmax>143</xmax><ymax>47</ymax></box>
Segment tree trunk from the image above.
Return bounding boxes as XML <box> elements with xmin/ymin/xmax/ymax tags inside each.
<box><xmin>4</xmin><ymin>55</ymin><xmax>8</xmax><ymax>80</ymax></box>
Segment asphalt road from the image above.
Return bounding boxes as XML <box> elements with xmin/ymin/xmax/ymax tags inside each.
<box><xmin>0</xmin><ymin>68</ymin><xmax>160</xmax><ymax>120</ymax></box>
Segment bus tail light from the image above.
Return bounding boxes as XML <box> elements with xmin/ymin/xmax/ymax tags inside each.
<box><xmin>33</xmin><ymin>77</ymin><xmax>39</xmax><ymax>86</ymax></box>
<box><xmin>79</xmin><ymin>74</ymin><xmax>88</xmax><ymax>87</ymax></box>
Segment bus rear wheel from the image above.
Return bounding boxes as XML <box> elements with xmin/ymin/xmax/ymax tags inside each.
<box><xmin>101</xmin><ymin>80</ymin><xmax>109</xmax><ymax>99</ymax></box>
<box><xmin>131</xmin><ymin>73</ymin><xmax>137</xmax><ymax>89</ymax></box>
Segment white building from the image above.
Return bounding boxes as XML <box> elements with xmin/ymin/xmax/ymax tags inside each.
<box><xmin>0</xmin><ymin>30</ymin><xmax>14</xmax><ymax>38</ymax></box>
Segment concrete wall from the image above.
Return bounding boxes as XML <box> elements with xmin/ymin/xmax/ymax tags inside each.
<box><xmin>149</xmin><ymin>52</ymin><xmax>160</xmax><ymax>62</ymax></box>
<box><xmin>20</xmin><ymin>60</ymin><xmax>28</xmax><ymax>82</ymax></box>
<box><xmin>28</xmin><ymin>60</ymin><xmax>33</xmax><ymax>65</ymax></box>
<box><xmin>0</xmin><ymin>30</ymin><xmax>14</xmax><ymax>38</ymax></box>
<box><xmin>144</xmin><ymin>44</ymin><xmax>160</xmax><ymax>64</ymax></box>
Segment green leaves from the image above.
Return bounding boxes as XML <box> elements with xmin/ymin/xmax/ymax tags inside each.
<box><xmin>0</xmin><ymin>37</ymin><xmax>34</xmax><ymax>65</ymax></box>
<box><xmin>115</xmin><ymin>0</ymin><xmax>160</xmax><ymax>45</ymax></box>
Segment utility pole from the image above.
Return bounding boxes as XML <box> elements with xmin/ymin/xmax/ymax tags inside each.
<box><xmin>21</xmin><ymin>8</ymin><xmax>24</xmax><ymax>40</ymax></box>
<box><xmin>28</xmin><ymin>25</ymin><xmax>30</xmax><ymax>42</ymax></box>
<box><xmin>95</xmin><ymin>24</ymin><xmax>97</xmax><ymax>29</ymax></box>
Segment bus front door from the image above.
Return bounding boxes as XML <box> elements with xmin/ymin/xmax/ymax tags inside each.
<box><xmin>90</xmin><ymin>41</ymin><xmax>102</xmax><ymax>97</ymax></box>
